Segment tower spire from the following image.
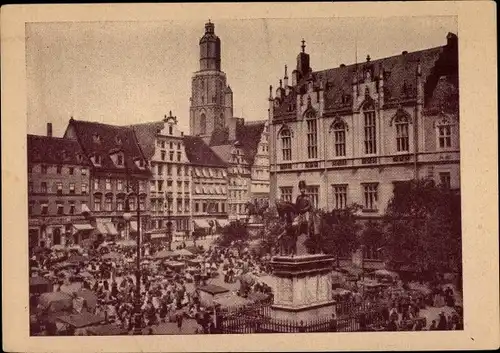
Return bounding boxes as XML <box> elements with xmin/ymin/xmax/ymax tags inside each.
<box><xmin>301</xmin><ymin>39</ymin><xmax>306</xmax><ymax>53</ymax></box>
<box><xmin>284</xmin><ymin>64</ymin><xmax>288</xmax><ymax>79</ymax></box>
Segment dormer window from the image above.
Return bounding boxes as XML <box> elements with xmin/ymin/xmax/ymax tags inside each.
<box><xmin>93</xmin><ymin>134</ymin><xmax>102</xmax><ymax>144</ymax></box>
<box><xmin>93</xmin><ymin>154</ymin><xmax>102</xmax><ymax>166</ymax></box>
<box><xmin>135</xmin><ymin>158</ymin><xmax>145</xmax><ymax>169</ymax></box>
<box><xmin>169</xmin><ymin>125</ymin><xmax>173</xmax><ymax>135</ymax></box>
<box><xmin>117</xmin><ymin>154</ymin><xmax>124</xmax><ymax>166</ymax></box>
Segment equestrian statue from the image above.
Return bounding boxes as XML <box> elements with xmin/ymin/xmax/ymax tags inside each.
<box><xmin>275</xmin><ymin>180</ymin><xmax>322</xmax><ymax>256</ymax></box>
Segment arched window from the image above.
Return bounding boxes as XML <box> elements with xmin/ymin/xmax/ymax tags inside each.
<box><xmin>200</xmin><ymin>113</ymin><xmax>207</xmax><ymax>135</ymax></box>
<box><xmin>363</xmin><ymin>110</ymin><xmax>377</xmax><ymax>154</ymax></box>
<box><xmin>332</xmin><ymin>121</ymin><xmax>346</xmax><ymax>157</ymax></box>
<box><xmin>280</xmin><ymin>129</ymin><xmax>292</xmax><ymax>161</ymax></box>
<box><xmin>306</xmin><ymin>112</ymin><xmax>318</xmax><ymax>159</ymax></box>
<box><xmin>395</xmin><ymin>115</ymin><xmax>409</xmax><ymax>152</ymax></box>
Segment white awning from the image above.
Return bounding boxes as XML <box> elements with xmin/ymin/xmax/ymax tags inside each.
<box><xmin>216</xmin><ymin>219</ymin><xmax>230</xmax><ymax>227</ymax></box>
<box><xmin>222</xmin><ymin>170</ymin><xmax>227</xmax><ymax>178</ymax></box>
<box><xmin>151</xmin><ymin>233</ymin><xmax>167</xmax><ymax>239</ymax></box>
<box><xmin>81</xmin><ymin>204</ymin><xmax>91</xmax><ymax>214</ymax></box>
<box><xmin>203</xmin><ymin>169</ymin><xmax>209</xmax><ymax>177</ymax></box>
<box><xmin>73</xmin><ymin>224</ymin><xmax>94</xmax><ymax>231</ymax></box>
<box><xmin>208</xmin><ymin>169</ymin><xmax>214</xmax><ymax>177</ymax></box>
<box><xmin>202</xmin><ymin>187</ymin><xmax>207</xmax><ymax>194</ymax></box>
<box><xmin>195</xmin><ymin>168</ymin><xmax>201</xmax><ymax>177</ymax></box>
<box><xmin>96</xmin><ymin>223</ymin><xmax>108</xmax><ymax>234</ymax></box>
<box><xmin>105</xmin><ymin>222</ymin><xmax>119</xmax><ymax>236</ymax></box>
<box><xmin>130</xmin><ymin>221</ymin><xmax>138</xmax><ymax>232</ymax></box>
<box><xmin>195</xmin><ymin>186</ymin><xmax>201</xmax><ymax>194</ymax></box>
<box><xmin>193</xmin><ymin>219</ymin><xmax>210</xmax><ymax>228</ymax></box>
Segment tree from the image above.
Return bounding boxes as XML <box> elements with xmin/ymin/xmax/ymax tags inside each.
<box><xmin>306</xmin><ymin>204</ymin><xmax>362</xmax><ymax>267</ymax></box>
<box><xmin>214</xmin><ymin>220</ymin><xmax>250</xmax><ymax>248</ymax></box>
<box><xmin>361</xmin><ymin>220</ymin><xmax>385</xmax><ymax>260</ymax></box>
<box><xmin>384</xmin><ymin>179</ymin><xmax>462</xmax><ymax>276</ymax></box>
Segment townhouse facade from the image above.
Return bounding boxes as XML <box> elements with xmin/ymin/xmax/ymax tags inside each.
<box><xmin>63</xmin><ymin>118</ymin><xmax>152</xmax><ymax>242</ymax></box>
<box><xmin>27</xmin><ymin>125</ymin><xmax>93</xmax><ymax>248</ymax></box>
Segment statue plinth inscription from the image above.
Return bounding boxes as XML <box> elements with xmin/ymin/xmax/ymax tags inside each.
<box><xmin>268</xmin><ymin>254</ymin><xmax>336</xmax><ymax>322</ymax></box>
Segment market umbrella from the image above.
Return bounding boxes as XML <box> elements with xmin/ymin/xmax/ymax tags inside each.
<box><xmin>173</xmin><ymin>249</ymin><xmax>193</xmax><ymax>257</ymax></box>
<box><xmin>374</xmin><ymin>269</ymin><xmax>399</xmax><ymax>278</ymax></box>
<box><xmin>87</xmin><ymin>323</ymin><xmax>128</xmax><ymax>335</ymax></box>
<box><xmin>38</xmin><ymin>292</ymin><xmax>73</xmax><ymax>313</ymax></box>
<box><xmin>101</xmin><ymin>252</ymin><xmax>122</xmax><ymax>260</ymax></box>
<box><xmin>56</xmin><ymin>311</ymin><xmax>105</xmax><ymax>328</ymax></box>
<box><xmin>67</xmin><ymin>254</ymin><xmax>89</xmax><ymax>264</ymax></box>
<box><xmin>54</xmin><ymin>262</ymin><xmax>75</xmax><ymax>270</ymax></box>
<box><xmin>115</xmin><ymin>240</ymin><xmax>137</xmax><ymax>248</ymax></box>
<box><xmin>213</xmin><ymin>294</ymin><xmax>252</xmax><ymax>309</ymax></box>
<box><xmin>154</xmin><ymin>250</ymin><xmax>175</xmax><ymax>260</ymax></box>
<box><xmin>30</xmin><ymin>276</ymin><xmax>52</xmax><ymax>294</ymax></box>
<box><xmin>74</xmin><ymin>288</ymin><xmax>98</xmax><ymax>311</ymax></box>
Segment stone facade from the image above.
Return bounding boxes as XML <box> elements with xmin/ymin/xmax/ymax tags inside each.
<box><xmin>269</xmin><ymin>33</ymin><xmax>460</xmax><ymax>218</ymax></box>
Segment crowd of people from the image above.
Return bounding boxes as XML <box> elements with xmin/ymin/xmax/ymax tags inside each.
<box><xmin>29</xmin><ymin>235</ymin><xmax>463</xmax><ymax>335</ymax></box>
<box><xmin>29</xmin><ymin>237</ymin><xmax>276</xmax><ymax>335</ymax></box>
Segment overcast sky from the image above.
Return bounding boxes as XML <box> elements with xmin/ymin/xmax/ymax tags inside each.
<box><xmin>26</xmin><ymin>16</ymin><xmax>457</xmax><ymax>137</ymax></box>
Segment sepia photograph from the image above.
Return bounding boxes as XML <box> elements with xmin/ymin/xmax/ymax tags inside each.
<box><xmin>2</xmin><ymin>2</ymin><xmax>499</xmax><ymax>352</ymax></box>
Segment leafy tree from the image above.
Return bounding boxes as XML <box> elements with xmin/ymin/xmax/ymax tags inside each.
<box><xmin>306</xmin><ymin>204</ymin><xmax>362</xmax><ymax>266</ymax></box>
<box><xmin>361</xmin><ymin>220</ymin><xmax>385</xmax><ymax>259</ymax></box>
<box><xmin>214</xmin><ymin>220</ymin><xmax>250</xmax><ymax>248</ymax></box>
<box><xmin>384</xmin><ymin>179</ymin><xmax>462</xmax><ymax>275</ymax></box>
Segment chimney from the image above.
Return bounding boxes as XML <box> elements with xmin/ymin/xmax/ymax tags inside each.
<box><xmin>47</xmin><ymin>123</ymin><xmax>53</xmax><ymax>137</ymax></box>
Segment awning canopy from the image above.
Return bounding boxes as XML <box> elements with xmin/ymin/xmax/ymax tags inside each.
<box><xmin>193</xmin><ymin>219</ymin><xmax>210</xmax><ymax>228</ymax></box>
<box><xmin>96</xmin><ymin>223</ymin><xmax>108</xmax><ymax>235</ymax></box>
<box><xmin>81</xmin><ymin>204</ymin><xmax>91</xmax><ymax>214</ymax></box>
<box><xmin>105</xmin><ymin>222</ymin><xmax>118</xmax><ymax>236</ymax></box>
<box><xmin>195</xmin><ymin>187</ymin><xmax>201</xmax><ymax>194</ymax></box>
<box><xmin>73</xmin><ymin>224</ymin><xmax>94</xmax><ymax>231</ymax></box>
<box><xmin>151</xmin><ymin>233</ymin><xmax>167</xmax><ymax>239</ymax></box>
<box><xmin>216</xmin><ymin>219</ymin><xmax>230</xmax><ymax>227</ymax></box>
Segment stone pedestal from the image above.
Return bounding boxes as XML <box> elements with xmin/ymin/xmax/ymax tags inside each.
<box><xmin>268</xmin><ymin>254</ymin><xmax>336</xmax><ymax>322</ymax></box>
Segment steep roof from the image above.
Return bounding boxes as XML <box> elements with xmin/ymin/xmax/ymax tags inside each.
<box><xmin>27</xmin><ymin>135</ymin><xmax>90</xmax><ymax>166</ymax></box>
<box><xmin>210</xmin><ymin>144</ymin><xmax>232</xmax><ymax>163</ymax></box>
<box><xmin>129</xmin><ymin>121</ymin><xmax>164</xmax><ymax>159</ymax></box>
<box><xmin>183</xmin><ymin>135</ymin><xmax>227</xmax><ymax>167</ymax></box>
<box><xmin>66</xmin><ymin>118</ymin><xmax>150</xmax><ymax>175</ymax></box>
<box><xmin>236</xmin><ymin>121</ymin><xmax>266</xmax><ymax>164</ymax></box>
<box><xmin>273</xmin><ymin>33</ymin><xmax>458</xmax><ymax>117</ymax></box>
<box><xmin>209</xmin><ymin>126</ymin><xmax>230</xmax><ymax>147</ymax></box>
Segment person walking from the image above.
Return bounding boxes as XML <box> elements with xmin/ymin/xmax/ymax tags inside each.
<box><xmin>176</xmin><ymin>312</ymin><xmax>184</xmax><ymax>332</ymax></box>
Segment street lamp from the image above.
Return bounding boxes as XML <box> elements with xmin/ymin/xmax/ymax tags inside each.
<box><xmin>165</xmin><ymin>192</ymin><xmax>173</xmax><ymax>251</ymax></box>
<box><xmin>124</xmin><ymin>164</ymin><xmax>143</xmax><ymax>334</ymax></box>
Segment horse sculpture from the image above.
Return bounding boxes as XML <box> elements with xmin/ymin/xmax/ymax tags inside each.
<box><xmin>275</xmin><ymin>200</ymin><xmax>323</xmax><ymax>256</ymax></box>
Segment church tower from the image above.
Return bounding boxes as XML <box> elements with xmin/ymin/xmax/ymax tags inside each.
<box><xmin>190</xmin><ymin>21</ymin><xmax>234</xmax><ymax>140</ymax></box>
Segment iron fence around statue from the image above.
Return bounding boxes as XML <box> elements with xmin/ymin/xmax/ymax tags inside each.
<box><xmin>219</xmin><ymin>300</ymin><xmax>387</xmax><ymax>334</ymax></box>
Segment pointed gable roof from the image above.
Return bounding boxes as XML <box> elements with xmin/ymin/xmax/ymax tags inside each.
<box><xmin>183</xmin><ymin>135</ymin><xmax>227</xmax><ymax>167</ymax></box>
<box><xmin>235</xmin><ymin>121</ymin><xmax>266</xmax><ymax>164</ymax></box>
<box><xmin>65</xmin><ymin>118</ymin><xmax>150</xmax><ymax>175</ymax></box>
<box><xmin>129</xmin><ymin>121</ymin><xmax>164</xmax><ymax>160</ymax></box>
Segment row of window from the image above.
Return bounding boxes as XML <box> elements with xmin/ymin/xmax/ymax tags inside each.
<box><xmin>151</xmin><ymin>199</ymin><xmax>191</xmax><ymax>213</ymax></box>
<box><xmin>159</xmin><ymin>150</ymin><xmax>183</xmax><ymax>162</ymax></box>
<box><xmin>193</xmin><ymin>201</ymin><xmax>227</xmax><ymax>214</ymax></box>
<box><xmin>153</xmin><ymin>164</ymin><xmax>190</xmax><ymax>177</ymax></box>
<box><xmin>280</xmin><ymin>112</ymin><xmax>454</xmax><ymax>161</ymax></box>
<box><xmin>228</xmin><ymin>190</ymin><xmax>248</xmax><ymax>200</ymax></box>
<box><xmin>151</xmin><ymin>180</ymin><xmax>190</xmax><ymax>192</ymax></box>
<box><xmin>28</xmin><ymin>164</ymin><xmax>88</xmax><ymax>176</ymax></box>
<box><xmin>157</xmin><ymin>141</ymin><xmax>182</xmax><ymax>150</ymax></box>
<box><xmin>28</xmin><ymin>200</ymin><xmax>88</xmax><ymax>216</ymax></box>
<box><xmin>279</xmin><ymin>173</ymin><xmax>451</xmax><ymax>211</ymax></box>
<box><xmin>192</xmin><ymin>167</ymin><xmax>226</xmax><ymax>179</ymax></box>
<box><xmin>92</xmin><ymin>196</ymin><xmax>146</xmax><ymax>212</ymax></box>
<box><xmin>228</xmin><ymin>203</ymin><xmax>248</xmax><ymax>215</ymax></box>
<box><xmin>29</xmin><ymin>181</ymin><xmax>87</xmax><ymax>195</ymax></box>
<box><xmin>93</xmin><ymin>178</ymin><xmax>146</xmax><ymax>192</ymax></box>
